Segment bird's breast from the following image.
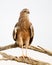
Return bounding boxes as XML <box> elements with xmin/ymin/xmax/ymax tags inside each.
<box><xmin>17</xmin><ymin>28</ymin><xmax>30</xmax><ymax>41</ymax></box>
<box><xmin>22</xmin><ymin>31</ymin><xmax>30</xmax><ymax>43</ymax></box>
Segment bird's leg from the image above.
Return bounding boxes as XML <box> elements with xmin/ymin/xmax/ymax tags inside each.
<box><xmin>17</xmin><ymin>36</ymin><xmax>25</xmax><ymax>59</ymax></box>
<box><xmin>25</xmin><ymin>38</ymin><xmax>31</xmax><ymax>59</ymax></box>
<box><xmin>21</xmin><ymin>45</ymin><xmax>25</xmax><ymax>59</ymax></box>
<box><xmin>25</xmin><ymin>44</ymin><xmax>31</xmax><ymax>60</ymax></box>
<box><xmin>25</xmin><ymin>39</ymin><xmax>29</xmax><ymax>57</ymax></box>
<box><xmin>26</xmin><ymin>45</ymin><xmax>28</xmax><ymax>57</ymax></box>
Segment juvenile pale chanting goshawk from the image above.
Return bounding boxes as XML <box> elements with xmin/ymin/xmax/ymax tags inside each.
<box><xmin>13</xmin><ymin>8</ymin><xmax>34</xmax><ymax>58</ymax></box>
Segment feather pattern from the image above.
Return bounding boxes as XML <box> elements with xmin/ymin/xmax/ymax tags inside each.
<box><xmin>13</xmin><ymin>8</ymin><xmax>34</xmax><ymax>47</ymax></box>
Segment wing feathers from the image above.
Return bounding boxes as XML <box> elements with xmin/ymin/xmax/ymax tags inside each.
<box><xmin>29</xmin><ymin>24</ymin><xmax>34</xmax><ymax>44</ymax></box>
<box><xmin>30</xmin><ymin>24</ymin><xmax>34</xmax><ymax>38</ymax></box>
<box><xmin>13</xmin><ymin>26</ymin><xmax>20</xmax><ymax>41</ymax></box>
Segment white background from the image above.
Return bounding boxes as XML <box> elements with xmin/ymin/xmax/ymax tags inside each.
<box><xmin>0</xmin><ymin>0</ymin><xmax>52</xmax><ymax>65</ymax></box>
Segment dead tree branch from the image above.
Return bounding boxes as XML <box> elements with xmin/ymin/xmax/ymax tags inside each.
<box><xmin>0</xmin><ymin>43</ymin><xmax>17</xmax><ymax>51</ymax></box>
<box><xmin>0</xmin><ymin>43</ymin><xmax>52</xmax><ymax>64</ymax></box>
<box><xmin>0</xmin><ymin>43</ymin><xmax>52</xmax><ymax>56</ymax></box>
<box><xmin>0</xmin><ymin>52</ymin><xmax>51</xmax><ymax>65</ymax></box>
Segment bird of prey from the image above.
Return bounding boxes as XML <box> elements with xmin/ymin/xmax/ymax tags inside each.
<box><xmin>13</xmin><ymin>8</ymin><xmax>34</xmax><ymax>58</ymax></box>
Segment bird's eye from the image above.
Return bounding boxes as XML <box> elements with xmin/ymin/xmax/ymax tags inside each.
<box><xmin>24</xmin><ymin>11</ymin><xmax>26</xmax><ymax>12</ymax></box>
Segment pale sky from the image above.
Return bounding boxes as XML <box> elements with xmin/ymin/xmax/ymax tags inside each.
<box><xmin>0</xmin><ymin>0</ymin><xmax>52</xmax><ymax>65</ymax></box>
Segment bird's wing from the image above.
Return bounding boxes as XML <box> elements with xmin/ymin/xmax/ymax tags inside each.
<box><xmin>29</xmin><ymin>24</ymin><xmax>34</xmax><ymax>44</ymax></box>
<box><xmin>13</xmin><ymin>23</ymin><xmax>20</xmax><ymax>41</ymax></box>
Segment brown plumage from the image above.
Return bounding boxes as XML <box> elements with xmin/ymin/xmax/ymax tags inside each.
<box><xmin>13</xmin><ymin>8</ymin><xmax>34</xmax><ymax>57</ymax></box>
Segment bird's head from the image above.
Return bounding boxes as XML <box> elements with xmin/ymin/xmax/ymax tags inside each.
<box><xmin>20</xmin><ymin>8</ymin><xmax>30</xmax><ymax>16</ymax></box>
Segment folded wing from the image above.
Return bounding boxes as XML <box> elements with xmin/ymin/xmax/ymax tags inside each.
<box><xmin>13</xmin><ymin>24</ymin><xmax>20</xmax><ymax>41</ymax></box>
<box><xmin>29</xmin><ymin>24</ymin><xmax>34</xmax><ymax>44</ymax></box>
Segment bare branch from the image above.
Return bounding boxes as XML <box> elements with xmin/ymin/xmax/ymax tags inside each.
<box><xmin>0</xmin><ymin>43</ymin><xmax>18</xmax><ymax>51</ymax></box>
<box><xmin>28</xmin><ymin>46</ymin><xmax>52</xmax><ymax>56</ymax></box>
<box><xmin>0</xmin><ymin>43</ymin><xmax>52</xmax><ymax>56</ymax></box>
<box><xmin>0</xmin><ymin>52</ymin><xmax>51</xmax><ymax>65</ymax></box>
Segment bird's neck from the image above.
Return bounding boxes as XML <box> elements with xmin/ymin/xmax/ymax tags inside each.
<box><xmin>20</xmin><ymin>14</ymin><xmax>29</xmax><ymax>20</ymax></box>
